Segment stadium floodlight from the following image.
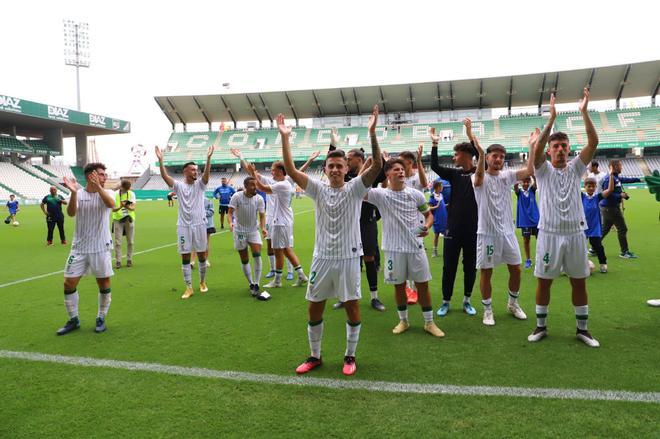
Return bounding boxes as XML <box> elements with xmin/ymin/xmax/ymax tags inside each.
<box><xmin>63</xmin><ymin>20</ymin><xmax>90</xmax><ymax>111</ymax></box>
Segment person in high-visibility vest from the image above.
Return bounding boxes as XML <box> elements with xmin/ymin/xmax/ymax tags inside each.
<box><xmin>112</xmin><ymin>180</ymin><xmax>136</xmax><ymax>268</ymax></box>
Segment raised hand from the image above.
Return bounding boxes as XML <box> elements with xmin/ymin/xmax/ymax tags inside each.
<box><xmin>309</xmin><ymin>150</ymin><xmax>321</xmax><ymax>161</ymax></box>
<box><xmin>549</xmin><ymin>93</ymin><xmax>557</xmax><ymax>118</ymax></box>
<box><xmin>368</xmin><ymin>104</ymin><xmax>379</xmax><ymax>136</ymax></box>
<box><xmin>463</xmin><ymin>117</ymin><xmax>473</xmax><ymax>139</ymax></box>
<box><xmin>429</xmin><ymin>127</ymin><xmax>440</xmax><ymax>143</ymax></box>
<box><xmin>382</xmin><ymin>150</ymin><xmax>390</xmax><ymax>161</ymax></box>
<box><xmin>528</xmin><ymin>127</ymin><xmax>541</xmax><ymax>146</ymax></box>
<box><xmin>277</xmin><ymin>113</ymin><xmax>291</xmax><ymax>137</ymax></box>
<box><xmin>207</xmin><ymin>145</ymin><xmax>215</xmax><ymax>159</ymax></box>
<box><xmin>62</xmin><ymin>176</ymin><xmax>78</xmax><ymax>192</ymax></box>
<box><xmin>578</xmin><ymin>87</ymin><xmax>590</xmax><ymax>113</ymax></box>
<box><xmin>417</xmin><ymin>143</ymin><xmax>424</xmax><ymax>162</ymax></box>
<box><xmin>246</xmin><ymin>162</ymin><xmax>257</xmax><ymax>177</ymax></box>
<box><xmin>155</xmin><ymin>145</ymin><xmax>163</xmax><ymax>162</ymax></box>
<box><xmin>330</xmin><ymin>127</ymin><xmax>340</xmax><ymax>146</ymax></box>
<box><xmin>87</xmin><ymin>171</ymin><xmax>100</xmax><ymax>190</ymax></box>
<box><xmin>230</xmin><ymin>148</ymin><xmax>243</xmax><ymax>159</ymax></box>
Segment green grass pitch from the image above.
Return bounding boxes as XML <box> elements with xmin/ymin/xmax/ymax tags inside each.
<box><xmin>1</xmin><ymin>192</ymin><xmax>658</xmax><ymax>438</ymax></box>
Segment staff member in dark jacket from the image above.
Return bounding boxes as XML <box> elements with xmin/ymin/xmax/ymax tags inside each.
<box><xmin>599</xmin><ymin>159</ymin><xmax>640</xmax><ymax>259</ymax></box>
<box><xmin>429</xmin><ymin>120</ymin><xmax>478</xmax><ymax>317</ymax></box>
<box><xmin>41</xmin><ymin>186</ymin><xmax>68</xmax><ymax>245</ymax></box>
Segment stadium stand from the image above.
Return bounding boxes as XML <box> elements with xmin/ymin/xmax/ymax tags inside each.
<box><xmin>15</xmin><ymin>162</ymin><xmax>70</xmax><ymax>194</ymax></box>
<box><xmin>644</xmin><ymin>156</ymin><xmax>660</xmax><ymax>172</ymax></box>
<box><xmin>39</xmin><ymin>164</ymin><xmax>75</xmax><ymax>180</ymax></box>
<box><xmin>0</xmin><ymin>135</ymin><xmax>32</xmax><ymax>154</ymax></box>
<box><xmin>0</xmin><ymin>162</ymin><xmax>57</xmax><ymax>199</ymax></box>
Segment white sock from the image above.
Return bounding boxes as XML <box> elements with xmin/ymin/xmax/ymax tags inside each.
<box><xmin>64</xmin><ymin>290</ymin><xmax>79</xmax><ymax>319</ymax></box>
<box><xmin>98</xmin><ymin>289</ymin><xmax>111</xmax><ymax>319</ymax></box>
<box><xmin>397</xmin><ymin>306</ymin><xmax>408</xmax><ymax>321</ymax></box>
<box><xmin>294</xmin><ymin>265</ymin><xmax>305</xmax><ymax>278</ymax></box>
<box><xmin>182</xmin><ymin>264</ymin><xmax>192</xmax><ymax>287</ymax></box>
<box><xmin>253</xmin><ymin>255</ymin><xmax>262</xmax><ymax>285</ymax></box>
<box><xmin>287</xmin><ymin>259</ymin><xmax>293</xmax><ymax>273</ymax></box>
<box><xmin>422</xmin><ymin>309</ymin><xmax>434</xmax><ymax>324</ymax></box>
<box><xmin>308</xmin><ymin>320</ymin><xmax>323</xmax><ymax>359</ymax></box>
<box><xmin>345</xmin><ymin>321</ymin><xmax>361</xmax><ymax>357</ymax></box>
<box><xmin>481</xmin><ymin>298</ymin><xmax>492</xmax><ymax>311</ymax></box>
<box><xmin>369</xmin><ymin>290</ymin><xmax>378</xmax><ymax>301</ymax></box>
<box><xmin>241</xmin><ymin>262</ymin><xmax>253</xmax><ymax>284</ymax></box>
<box><xmin>198</xmin><ymin>259</ymin><xmax>207</xmax><ymax>282</ymax></box>
<box><xmin>268</xmin><ymin>254</ymin><xmax>275</xmax><ymax>271</ymax></box>
<box><xmin>463</xmin><ymin>295</ymin><xmax>471</xmax><ymax>305</ymax></box>
<box><xmin>508</xmin><ymin>291</ymin><xmax>519</xmax><ymax>305</ymax></box>
<box><xmin>275</xmin><ymin>270</ymin><xmax>283</xmax><ymax>283</ymax></box>
<box><xmin>575</xmin><ymin>305</ymin><xmax>589</xmax><ymax>331</ymax></box>
<box><xmin>536</xmin><ymin>305</ymin><xmax>548</xmax><ymax>327</ymax></box>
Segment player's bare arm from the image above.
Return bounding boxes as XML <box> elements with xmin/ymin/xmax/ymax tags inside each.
<box><xmin>299</xmin><ymin>150</ymin><xmax>321</xmax><ymax>173</ymax></box>
<box><xmin>518</xmin><ymin>128</ymin><xmax>540</xmax><ymax>180</ymax></box>
<box><xmin>259</xmin><ymin>211</ymin><xmax>266</xmax><ymax>237</ymax></box>
<box><xmin>534</xmin><ymin>93</ymin><xmax>556</xmax><ymax>169</ymax></box>
<box><xmin>468</xmin><ymin>118</ymin><xmax>485</xmax><ymax>187</ymax></box>
<box><xmin>429</xmin><ymin>127</ymin><xmax>454</xmax><ymax>180</ymax></box>
<box><xmin>202</xmin><ymin>145</ymin><xmax>214</xmax><ymax>185</ymax></box>
<box><xmin>416</xmin><ymin>143</ymin><xmax>428</xmax><ymax>188</ymax></box>
<box><xmin>602</xmin><ymin>164</ymin><xmax>616</xmax><ymax>198</ymax></box>
<box><xmin>361</xmin><ymin>104</ymin><xmax>383</xmax><ymax>187</ymax></box>
<box><xmin>278</xmin><ymin>113</ymin><xmax>309</xmax><ymax>190</ymax></box>
<box><xmin>62</xmin><ymin>176</ymin><xmax>78</xmax><ymax>217</ymax></box>
<box><xmin>254</xmin><ymin>172</ymin><xmax>273</xmax><ymax>194</ymax></box>
<box><xmin>578</xmin><ymin>87</ymin><xmax>599</xmax><ymax>165</ymax></box>
<box><xmin>227</xmin><ymin>206</ymin><xmax>235</xmax><ymax>231</ymax></box>
<box><xmin>155</xmin><ymin>146</ymin><xmax>175</xmax><ymax>187</ymax></box>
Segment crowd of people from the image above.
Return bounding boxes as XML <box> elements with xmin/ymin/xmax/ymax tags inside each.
<box><xmin>30</xmin><ymin>88</ymin><xmax>656</xmax><ymax>376</ymax></box>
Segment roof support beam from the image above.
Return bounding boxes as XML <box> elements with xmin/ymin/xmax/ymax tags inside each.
<box><xmin>436</xmin><ymin>83</ymin><xmax>442</xmax><ymax>113</ymax></box>
<box><xmin>553</xmin><ymin>72</ymin><xmax>560</xmax><ymax>96</ymax></box>
<box><xmin>616</xmin><ymin>64</ymin><xmax>632</xmax><ymax>109</ymax></box>
<box><xmin>378</xmin><ymin>86</ymin><xmax>388</xmax><ymax>114</ymax></box>
<box><xmin>448</xmin><ymin>82</ymin><xmax>454</xmax><ymax>111</ymax></box>
<box><xmin>219</xmin><ymin>96</ymin><xmax>237</xmax><ymax>127</ymax></box>
<box><xmin>537</xmin><ymin>73</ymin><xmax>547</xmax><ymax>115</ymax></box>
<box><xmin>155</xmin><ymin>98</ymin><xmax>176</xmax><ymax>130</ymax></box>
<box><xmin>339</xmin><ymin>90</ymin><xmax>350</xmax><ymax>115</ymax></box>
<box><xmin>284</xmin><ymin>92</ymin><xmax>299</xmax><ymax>127</ymax></box>
<box><xmin>408</xmin><ymin>85</ymin><xmax>415</xmax><ymax>114</ymax></box>
<box><xmin>192</xmin><ymin>96</ymin><xmax>212</xmax><ymax>131</ymax></box>
<box><xmin>507</xmin><ymin>77</ymin><xmax>514</xmax><ymax>116</ymax></box>
<box><xmin>352</xmin><ymin>88</ymin><xmax>361</xmax><ymax>115</ymax></box>
<box><xmin>587</xmin><ymin>68</ymin><xmax>596</xmax><ymax>89</ymax></box>
<box><xmin>258</xmin><ymin>94</ymin><xmax>274</xmax><ymax>127</ymax></box>
<box><xmin>244</xmin><ymin>94</ymin><xmax>262</xmax><ymax>128</ymax></box>
<box><xmin>166</xmin><ymin>97</ymin><xmax>185</xmax><ymax>130</ymax></box>
<box><xmin>311</xmin><ymin>91</ymin><xmax>324</xmax><ymax>118</ymax></box>
<box><xmin>478</xmin><ymin>79</ymin><xmax>484</xmax><ymax>109</ymax></box>
<box><xmin>652</xmin><ymin>79</ymin><xmax>659</xmax><ymax>107</ymax></box>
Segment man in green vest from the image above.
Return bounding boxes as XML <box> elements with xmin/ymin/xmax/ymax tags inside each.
<box><xmin>112</xmin><ymin>180</ymin><xmax>136</xmax><ymax>268</ymax></box>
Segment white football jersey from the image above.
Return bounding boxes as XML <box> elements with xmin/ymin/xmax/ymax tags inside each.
<box><xmin>472</xmin><ymin>170</ymin><xmax>517</xmax><ymax>236</ymax></box>
<box><xmin>229</xmin><ymin>191</ymin><xmax>265</xmax><ymax>233</ymax></box>
<box><xmin>261</xmin><ymin>175</ymin><xmax>294</xmax><ymax>223</ymax></box>
<box><xmin>366</xmin><ymin>186</ymin><xmax>429</xmax><ymax>253</ymax></box>
<box><xmin>305</xmin><ymin>177</ymin><xmax>369</xmax><ymax>260</ymax></box>
<box><xmin>535</xmin><ymin>157</ymin><xmax>588</xmax><ymax>234</ymax></box>
<box><xmin>172</xmin><ymin>179</ymin><xmax>207</xmax><ymax>227</ymax></box>
<box><xmin>71</xmin><ymin>189</ymin><xmax>113</xmax><ymax>254</ymax></box>
<box><xmin>404</xmin><ymin>173</ymin><xmax>425</xmax><ymax>191</ymax></box>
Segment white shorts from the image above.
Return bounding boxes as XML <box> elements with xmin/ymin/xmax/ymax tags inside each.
<box><xmin>305</xmin><ymin>257</ymin><xmax>362</xmax><ymax>303</ymax></box>
<box><xmin>476</xmin><ymin>233</ymin><xmax>522</xmax><ymax>269</ymax></box>
<box><xmin>233</xmin><ymin>230</ymin><xmax>263</xmax><ymax>251</ymax></box>
<box><xmin>177</xmin><ymin>224</ymin><xmax>208</xmax><ymax>254</ymax></box>
<box><xmin>534</xmin><ymin>230</ymin><xmax>589</xmax><ymax>279</ymax></box>
<box><xmin>64</xmin><ymin>251</ymin><xmax>114</xmax><ymax>278</ymax></box>
<box><xmin>270</xmin><ymin>224</ymin><xmax>293</xmax><ymax>249</ymax></box>
<box><xmin>383</xmin><ymin>251</ymin><xmax>432</xmax><ymax>285</ymax></box>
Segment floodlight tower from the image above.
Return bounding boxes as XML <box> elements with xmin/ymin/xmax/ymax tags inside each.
<box><xmin>63</xmin><ymin>20</ymin><xmax>90</xmax><ymax>111</ymax></box>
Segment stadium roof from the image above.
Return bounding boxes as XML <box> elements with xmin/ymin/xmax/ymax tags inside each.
<box><xmin>0</xmin><ymin>94</ymin><xmax>131</xmax><ymax>138</ymax></box>
<box><xmin>155</xmin><ymin>60</ymin><xmax>660</xmax><ymax>126</ymax></box>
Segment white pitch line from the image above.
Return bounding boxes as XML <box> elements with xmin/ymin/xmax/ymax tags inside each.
<box><xmin>1</xmin><ymin>349</ymin><xmax>658</xmax><ymax>404</ymax></box>
<box><xmin>0</xmin><ymin>208</ymin><xmax>315</xmax><ymax>289</ymax></box>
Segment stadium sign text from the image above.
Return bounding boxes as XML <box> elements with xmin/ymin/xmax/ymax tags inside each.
<box><xmin>0</xmin><ymin>96</ymin><xmax>22</xmax><ymax>112</ymax></box>
<box><xmin>89</xmin><ymin>114</ymin><xmax>106</xmax><ymax>127</ymax></box>
<box><xmin>48</xmin><ymin>105</ymin><xmax>70</xmax><ymax>121</ymax></box>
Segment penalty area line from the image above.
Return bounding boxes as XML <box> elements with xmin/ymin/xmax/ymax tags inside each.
<box><xmin>0</xmin><ymin>349</ymin><xmax>658</xmax><ymax>404</ymax></box>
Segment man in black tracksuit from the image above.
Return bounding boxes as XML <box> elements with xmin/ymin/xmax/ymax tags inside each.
<box><xmin>429</xmin><ymin>126</ymin><xmax>478</xmax><ymax>317</ymax></box>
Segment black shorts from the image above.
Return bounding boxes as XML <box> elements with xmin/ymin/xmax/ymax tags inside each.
<box><xmin>207</xmin><ymin>227</ymin><xmax>216</xmax><ymax>235</ymax></box>
<box><xmin>521</xmin><ymin>227</ymin><xmax>538</xmax><ymax>238</ymax></box>
<box><xmin>219</xmin><ymin>205</ymin><xmax>229</xmax><ymax>214</ymax></box>
<box><xmin>360</xmin><ymin>220</ymin><xmax>378</xmax><ymax>257</ymax></box>
<box><xmin>167</xmin><ymin>195</ymin><xmax>173</xmax><ymax>201</ymax></box>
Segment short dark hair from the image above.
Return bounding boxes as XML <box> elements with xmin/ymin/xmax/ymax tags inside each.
<box><xmin>327</xmin><ymin>149</ymin><xmax>347</xmax><ymax>160</ymax></box>
<box><xmin>120</xmin><ymin>179</ymin><xmax>131</xmax><ymax>190</ymax></box>
<box><xmin>182</xmin><ymin>162</ymin><xmax>196</xmax><ymax>170</ymax></box>
<box><xmin>347</xmin><ymin>148</ymin><xmax>365</xmax><ymax>161</ymax></box>
<box><xmin>243</xmin><ymin>176</ymin><xmax>256</xmax><ymax>187</ymax></box>
<box><xmin>272</xmin><ymin>160</ymin><xmax>286</xmax><ymax>175</ymax></box>
<box><xmin>454</xmin><ymin>142</ymin><xmax>476</xmax><ymax>157</ymax></box>
<box><xmin>487</xmin><ymin>144</ymin><xmax>506</xmax><ymax>154</ymax></box>
<box><xmin>590</xmin><ymin>161</ymin><xmax>599</xmax><ymax>167</ymax></box>
<box><xmin>548</xmin><ymin>132</ymin><xmax>569</xmax><ymax>143</ymax></box>
<box><xmin>432</xmin><ymin>180</ymin><xmax>443</xmax><ymax>190</ymax></box>
<box><xmin>384</xmin><ymin>158</ymin><xmax>405</xmax><ymax>173</ymax></box>
<box><xmin>399</xmin><ymin>151</ymin><xmax>416</xmax><ymax>162</ymax></box>
<box><xmin>83</xmin><ymin>162</ymin><xmax>106</xmax><ymax>176</ymax></box>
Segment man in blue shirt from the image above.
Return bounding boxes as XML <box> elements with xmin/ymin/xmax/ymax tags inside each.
<box><xmin>599</xmin><ymin>160</ymin><xmax>641</xmax><ymax>258</ymax></box>
<box><xmin>213</xmin><ymin>177</ymin><xmax>236</xmax><ymax>229</ymax></box>
<box><xmin>5</xmin><ymin>194</ymin><xmax>19</xmax><ymax>224</ymax></box>
<box><xmin>514</xmin><ymin>176</ymin><xmax>540</xmax><ymax>269</ymax></box>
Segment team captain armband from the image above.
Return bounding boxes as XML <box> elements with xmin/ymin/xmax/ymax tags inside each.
<box><xmin>417</xmin><ymin>203</ymin><xmax>429</xmax><ymax>212</ymax></box>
